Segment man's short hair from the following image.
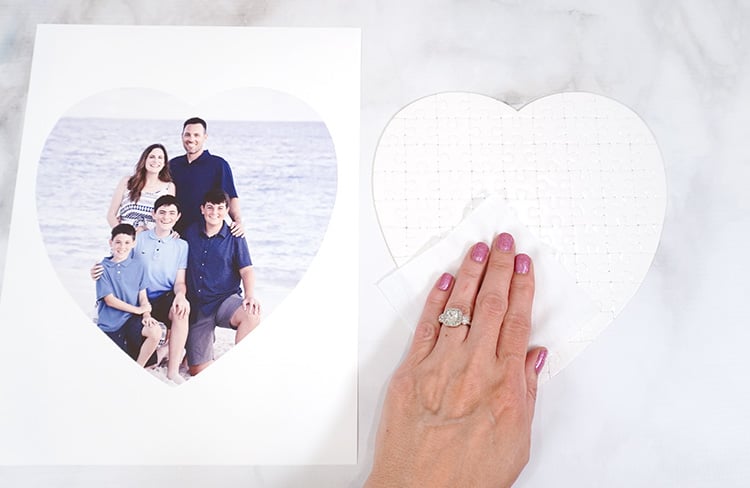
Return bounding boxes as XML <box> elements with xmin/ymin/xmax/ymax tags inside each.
<box><xmin>153</xmin><ymin>194</ymin><xmax>181</xmax><ymax>214</ymax></box>
<box><xmin>202</xmin><ymin>188</ymin><xmax>230</xmax><ymax>206</ymax></box>
<box><xmin>111</xmin><ymin>223</ymin><xmax>136</xmax><ymax>240</ymax></box>
<box><xmin>183</xmin><ymin>117</ymin><xmax>207</xmax><ymax>131</ymax></box>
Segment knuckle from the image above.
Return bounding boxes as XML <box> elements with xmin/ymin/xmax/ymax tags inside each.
<box><xmin>449</xmin><ymin>364</ymin><xmax>492</xmax><ymax>415</ymax></box>
<box><xmin>450</xmin><ymin>383</ymin><xmax>482</xmax><ymax>414</ymax></box>
<box><xmin>511</xmin><ymin>274</ymin><xmax>535</xmax><ymax>294</ymax></box>
<box><xmin>503</xmin><ymin>312</ymin><xmax>531</xmax><ymax>336</ymax></box>
<box><xmin>393</xmin><ymin>358</ymin><xmax>503</xmax><ymax>419</ymax></box>
<box><xmin>464</xmin><ymin>351</ymin><xmax>490</xmax><ymax>376</ymax></box>
<box><xmin>440</xmin><ymin>361</ymin><xmax>486</xmax><ymax>415</ymax></box>
<box><xmin>425</xmin><ymin>291</ymin><xmax>446</xmax><ymax>309</ymax></box>
<box><xmin>414</xmin><ymin>320</ymin><xmax>438</xmax><ymax>343</ymax></box>
<box><xmin>419</xmin><ymin>379</ymin><xmax>446</xmax><ymax>414</ymax></box>
<box><xmin>463</xmin><ymin>264</ymin><xmax>483</xmax><ymax>280</ymax></box>
<box><xmin>498</xmin><ymin>341</ymin><xmax>528</xmax><ymax>364</ymax></box>
<box><xmin>395</xmin><ymin>362</ymin><xmax>453</xmax><ymax>414</ymax></box>
<box><xmin>387</xmin><ymin>368</ymin><xmax>419</xmax><ymax>401</ymax></box>
<box><xmin>491</xmin><ymin>384</ymin><xmax>527</xmax><ymax>418</ymax></box>
<box><xmin>475</xmin><ymin>290</ymin><xmax>509</xmax><ymax>318</ymax></box>
<box><xmin>487</xmin><ymin>254</ymin><xmax>513</xmax><ymax>274</ymax></box>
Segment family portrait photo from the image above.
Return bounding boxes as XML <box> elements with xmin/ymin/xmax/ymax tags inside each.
<box><xmin>35</xmin><ymin>87</ymin><xmax>338</xmax><ymax>385</ymax></box>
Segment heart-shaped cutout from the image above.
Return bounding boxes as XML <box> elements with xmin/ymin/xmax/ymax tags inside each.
<box><xmin>373</xmin><ymin>91</ymin><xmax>666</xmax><ymax>375</ymax></box>
<box><xmin>36</xmin><ymin>87</ymin><xmax>338</xmax><ymax>383</ymax></box>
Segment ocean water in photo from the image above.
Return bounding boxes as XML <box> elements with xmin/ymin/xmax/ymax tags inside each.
<box><xmin>36</xmin><ymin>117</ymin><xmax>338</xmax><ymax>319</ymax></box>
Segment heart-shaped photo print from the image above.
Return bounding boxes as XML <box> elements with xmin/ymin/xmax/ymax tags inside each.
<box><xmin>373</xmin><ymin>91</ymin><xmax>666</xmax><ymax>376</ymax></box>
<box><xmin>36</xmin><ymin>87</ymin><xmax>337</xmax><ymax>385</ymax></box>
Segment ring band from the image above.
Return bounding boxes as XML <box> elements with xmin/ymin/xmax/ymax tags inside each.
<box><xmin>438</xmin><ymin>307</ymin><xmax>471</xmax><ymax>327</ymax></box>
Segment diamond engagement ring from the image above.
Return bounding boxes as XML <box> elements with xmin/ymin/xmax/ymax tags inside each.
<box><xmin>438</xmin><ymin>308</ymin><xmax>471</xmax><ymax>327</ymax></box>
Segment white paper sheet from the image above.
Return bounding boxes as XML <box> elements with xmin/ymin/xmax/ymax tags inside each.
<box><xmin>0</xmin><ymin>25</ymin><xmax>359</xmax><ymax>466</ymax></box>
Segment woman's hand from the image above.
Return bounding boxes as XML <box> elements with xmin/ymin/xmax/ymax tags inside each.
<box><xmin>366</xmin><ymin>232</ymin><xmax>547</xmax><ymax>488</ymax></box>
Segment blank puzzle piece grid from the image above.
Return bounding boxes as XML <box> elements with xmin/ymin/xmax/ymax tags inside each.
<box><xmin>373</xmin><ymin>91</ymin><xmax>666</xmax><ymax>354</ymax></box>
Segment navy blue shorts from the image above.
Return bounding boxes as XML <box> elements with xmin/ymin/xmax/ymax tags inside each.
<box><xmin>103</xmin><ymin>327</ymin><xmax>128</xmax><ymax>354</ymax></box>
<box><xmin>150</xmin><ymin>291</ymin><xmax>175</xmax><ymax>329</ymax></box>
<box><xmin>122</xmin><ymin>314</ymin><xmax>160</xmax><ymax>366</ymax></box>
<box><xmin>100</xmin><ymin>316</ymin><xmax>160</xmax><ymax>367</ymax></box>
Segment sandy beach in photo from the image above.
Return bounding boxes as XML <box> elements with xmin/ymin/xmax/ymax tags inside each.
<box><xmin>144</xmin><ymin>285</ymin><xmax>289</xmax><ymax>384</ymax></box>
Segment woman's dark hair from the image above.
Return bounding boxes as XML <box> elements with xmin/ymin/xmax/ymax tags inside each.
<box><xmin>126</xmin><ymin>143</ymin><xmax>171</xmax><ymax>204</ymax></box>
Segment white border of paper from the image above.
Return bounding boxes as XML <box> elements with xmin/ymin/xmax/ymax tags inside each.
<box><xmin>0</xmin><ymin>25</ymin><xmax>359</xmax><ymax>465</ymax></box>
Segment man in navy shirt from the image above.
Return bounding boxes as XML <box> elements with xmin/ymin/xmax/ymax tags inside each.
<box><xmin>183</xmin><ymin>188</ymin><xmax>261</xmax><ymax>375</ymax></box>
<box><xmin>169</xmin><ymin>117</ymin><xmax>245</xmax><ymax>236</ymax></box>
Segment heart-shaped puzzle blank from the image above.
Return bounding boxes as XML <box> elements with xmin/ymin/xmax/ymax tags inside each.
<box><xmin>372</xmin><ymin>91</ymin><xmax>666</xmax><ymax>375</ymax></box>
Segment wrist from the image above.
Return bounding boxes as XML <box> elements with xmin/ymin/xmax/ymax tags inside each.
<box><xmin>365</xmin><ymin>468</ymin><xmax>416</xmax><ymax>488</ymax></box>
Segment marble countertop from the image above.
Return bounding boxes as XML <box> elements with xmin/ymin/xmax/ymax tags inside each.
<box><xmin>2</xmin><ymin>1</ymin><xmax>749</xmax><ymax>487</ymax></box>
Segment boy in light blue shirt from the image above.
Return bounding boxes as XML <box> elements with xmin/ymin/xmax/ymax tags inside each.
<box><xmin>93</xmin><ymin>196</ymin><xmax>190</xmax><ymax>384</ymax></box>
<box><xmin>133</xmin><ymin>195</ymin><xmax>190</xmax><ymax>383</ymax></box>
<box><xmin>96</xmin><ymin>223</ymin><xmax>162</xmax><ymax>366</ymax></box>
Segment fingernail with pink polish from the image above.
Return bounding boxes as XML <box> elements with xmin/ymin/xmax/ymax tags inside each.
<box><xmin>514</xmin><ymin>253</ymin><xmax>531</xmax><ymax>274</ymax></box>
<box><xmin>437</xmin><ymin>272</ymin><xmax>453</xmax><ymax>291</ymax></box>
<box><xmin>534</xmin><ymin>348</ymin><xmax>548</xmax><ymax>374</ymax></box>
<box><xmin>471</xmin><ymin>242</ymin><xmax>489</xmax><ymax>263</ymax></box>
<box><xmin>496</xmin><ymin>232</ymin><xmax>514</xmax><ymax>251</ymax></box>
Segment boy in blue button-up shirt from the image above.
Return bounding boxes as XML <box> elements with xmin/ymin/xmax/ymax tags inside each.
<box><xmin>183</xmin><ymin>188</ymin><xmax>261</xmax><ymax>375</ymax></box>
<box><xmin>92</xmin><ymin>196</ymin><xmax>191</xmax><ymax>384</ymax></box>
<box><xmin>96</xmin><ymin>223</ymin><xmax>163</xmax><ymax>366</ymax></box>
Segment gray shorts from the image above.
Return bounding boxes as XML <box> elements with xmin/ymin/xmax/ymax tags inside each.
<box><xmin>186</xmin><ymin>294</ymin><xmax>243</xmax><ymax>366</ymax></box>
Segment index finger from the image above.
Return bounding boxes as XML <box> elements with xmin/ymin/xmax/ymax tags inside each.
<box><xmin>496</xmin><ymin>254</ymin><xmax>535</xmax><ymax>362</ymax></box>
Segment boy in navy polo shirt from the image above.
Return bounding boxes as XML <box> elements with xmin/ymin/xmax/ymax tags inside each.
<box><xmin>183</xmin><ymin>188</ymin><xmax>261</xmax><ymax>375</ymax></box>
<box><xmin>96</xmin><ymin>223</ymin><xmax>163</xmax><ymax>366</ymax></box>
